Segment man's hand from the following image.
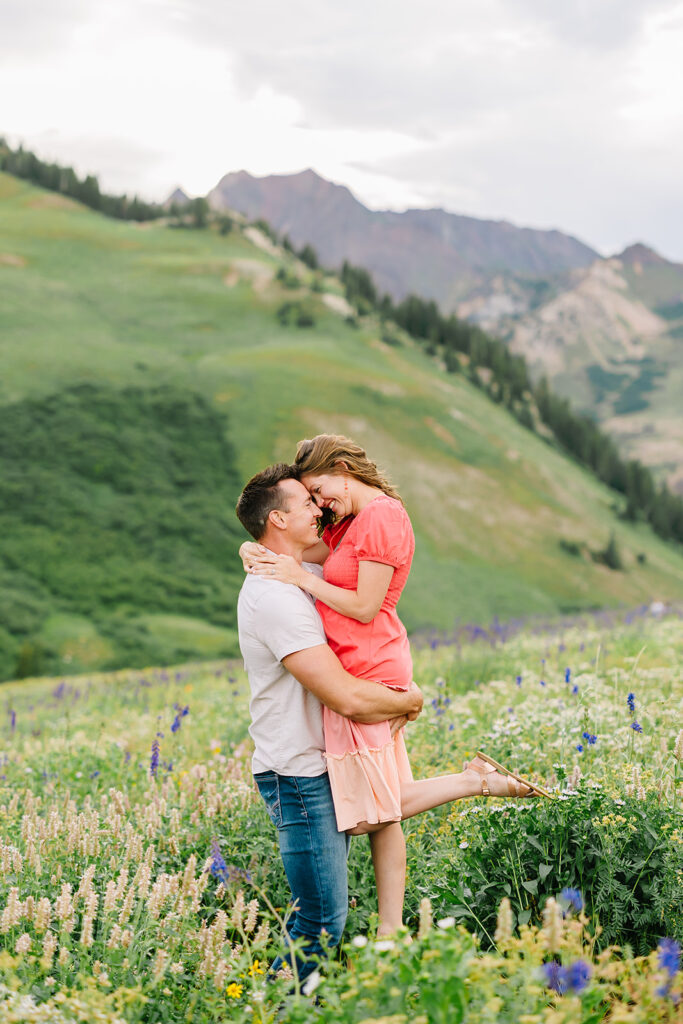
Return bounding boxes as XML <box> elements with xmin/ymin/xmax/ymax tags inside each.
<box><xmin>406</xmin><ymin>681</ymin><xmax>423</xmax><ymax>720</ymax></box>
<box><xmin>389</xmin><ymin>715</ymin><xmax>409</xmax><ymax>738</ymax></box>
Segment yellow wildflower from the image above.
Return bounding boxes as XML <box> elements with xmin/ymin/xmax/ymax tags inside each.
<box><xmin>248</xmin><ymin>958</ymin><xmax>264</xmax><ymax>976</ymax></box>
<box><xmin>226</xmin><ymin>982</ymin><xmax>243</xmax><ymax>998</ymax></box>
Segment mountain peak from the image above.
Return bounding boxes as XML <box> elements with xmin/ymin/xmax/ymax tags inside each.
<box><xmin>164</xmin><ymin>187</ymin><xmax>190</xmax><ymax>209</ymax></box>
<box><xmin>207</xmin><ymin>167</ymin><xmax>599</xmax><ymax>307</ymax></box>
<box><xmin>617</xmin><ymin>242</ymin><xmax>668</xmax><ymax>267</ymax></box>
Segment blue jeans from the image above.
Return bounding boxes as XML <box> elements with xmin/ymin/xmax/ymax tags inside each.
<box><xmin>254</xmin><ymin>770</ymin><xmax>350</xmax><ymax>981</ymax></box>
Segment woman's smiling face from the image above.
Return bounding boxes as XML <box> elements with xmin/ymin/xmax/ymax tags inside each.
<box><xmin>300</xmin><ymin>473</ymin><xmax>350</xmax><ymax>518</ymax></box>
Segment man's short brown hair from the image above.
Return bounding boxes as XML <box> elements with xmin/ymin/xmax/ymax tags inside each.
<box><xmin>236</xmin><ymin>463</ymin><xmax>298</xmax><ymax>540</ymax></box>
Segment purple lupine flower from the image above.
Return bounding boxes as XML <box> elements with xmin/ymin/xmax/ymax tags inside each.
<box><xmin>656</xmin><ymin>938</ymin><xmax>681</xmax><ymax>1000</ymax></box>
<box><xmin>542</xmin><ymin>959</ymin><xmax>591</xmax><ymax>994</ymax></box>
<box><xmin>631</xmin><ymin>722</ymin><xmax>643</xmax><ymax>733</ymax></box>
<box><xmin>560</xmin><ymin>888</ymin><xmax>583</xmax><ymax>913</ymax></box>
<box><xmin>627</xmin><ymin>692</ymin><xmax>636</xmax><ymax>716</ymax></box>
<box><xmin>515</xmin><ymin>675</ymin><xmax>522</xmax><ymax>686</ymax></box>
<box><xmin>658</xmin><ymin>938</ymin><xmax>681</xmax><ymax>978</ymax></box>
<box><xmin>9</xmin><ymin>709</ymin><xmax>16</xmax><ymax>732</ymax></box>
<box><xmin>210</xmin><ymin>838</ymin><xmax>253</xmax><ymax>885</ymax></box>
<box><xmin>210</xmin><ymin>837</ymin><xmax>228</xmax><ymax>879</ymax></box>
<box><xmin>150</xmin><ymin>738</ymin><xmax>160</xmax><ymax>777</ymax></box>
<box><xmin>542</xmin><ymin>961</ymin><xmax>567</xmax><ymax>994</ymax></box>
<box><xmin>171</xmin><ymin>704</ymin><xmax>190</xmax><ymax>733</ymax></box>
<box><xmin>566</xmin><ymin>960</ymin><xmax>592</xmax><ymax>992</ymax></box>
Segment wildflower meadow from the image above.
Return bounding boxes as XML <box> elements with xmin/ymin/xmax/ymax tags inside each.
<box><xmin>0</xmin><ymin>605</ymin><xmax>681</xmax><ymax>1023</ymax></box>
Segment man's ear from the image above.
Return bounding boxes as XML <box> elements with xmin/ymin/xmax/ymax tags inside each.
<box><xmin>267</xmin><ymin>507</ymin><xmax>288</xmax><ymax>531</ymax></box>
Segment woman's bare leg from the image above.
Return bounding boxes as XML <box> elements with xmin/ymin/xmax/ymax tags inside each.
<box><xmin>400</xmin><ymin>763</ymin><xmax>533</xmax><ymax>819</ymax></box>
<box><xmin>345</xmin><ymin>762</ymin><xmax>533</xmax><ymax>935</ymax></box>
<box><xmin>370</xmin><ymin>822</ymin><xmax>406</xmax><ymax>936</ymax></box>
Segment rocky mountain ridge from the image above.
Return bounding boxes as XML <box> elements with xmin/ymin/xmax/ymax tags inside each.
<box><xmin>207</xmin><ymin>168</ymin><xmax>599</xmax><ymax>307</ymax></box>
<box><xmin>199</xmin><ymin>169</ymin><xmax>683</xmax><ymax>491</ymax></box>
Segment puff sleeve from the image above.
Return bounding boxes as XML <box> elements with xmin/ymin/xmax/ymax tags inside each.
<box><xmin>353</xmin><ymin>500</ymin><xmax>414</xmax><ymax>569</ymax></box>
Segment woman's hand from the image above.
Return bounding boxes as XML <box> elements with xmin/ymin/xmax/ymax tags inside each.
<box><xmin>249</xmin><ymin>553</ymin><xmax>309</xmax><ymax>588</ymax></box>
<box><xmin>239</xmin><ymin>541</ymin><xmax>271</xmax><ymax>573</ymax></box>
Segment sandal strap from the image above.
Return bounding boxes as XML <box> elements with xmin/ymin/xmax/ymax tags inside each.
<box><xmin>467</xmin><ymin>755</ymin><xmax>496</xmax><ymax>796</ymax></box>
<box><xmin>467</xmin><ymin>755</ymin><xmax>532</xmax><ymax>798</ymax></box>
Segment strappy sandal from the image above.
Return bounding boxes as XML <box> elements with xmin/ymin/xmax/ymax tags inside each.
<box><xmin>467</xmin><ymin>751</ymin><xmax>552</xmax><ymax>799</ymax></box>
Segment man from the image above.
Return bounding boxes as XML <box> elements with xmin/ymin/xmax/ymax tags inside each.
<box><xmin>235</xmin><ymin>463</ymin><xmax>422</xmax><ymax>981</ymax></box>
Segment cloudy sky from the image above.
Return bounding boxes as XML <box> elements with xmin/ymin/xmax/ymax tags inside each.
<box><xmin>3</xmin><ymin>0</ymin><xmax>683</xmax><ymax>258</ymax></box>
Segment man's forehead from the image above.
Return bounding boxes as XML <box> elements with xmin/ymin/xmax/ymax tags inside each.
<box><xmin>279</xmin><ymin>478</ymin><xmax>308</xmax><ymax>502</ymax></box>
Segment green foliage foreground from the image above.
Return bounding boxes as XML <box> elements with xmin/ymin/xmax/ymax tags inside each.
<box><xmin>0</xmin><ymin>609</ymin><xmax>681</xmax><ymax>1021</ymax></box>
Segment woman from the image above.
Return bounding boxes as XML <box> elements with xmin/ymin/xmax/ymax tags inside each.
<box><xmin>241</xmin><ymin>434</ymin><xmax>549</xmax><ymax>935</ymax></box>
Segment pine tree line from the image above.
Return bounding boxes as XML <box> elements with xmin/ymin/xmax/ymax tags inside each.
<box><xmin>0</xmin><ymin>138</ymin><xmax>165</xmax><ymax>221</ymax></box>
<box><xmin>338</xmin><ymin>261</ymin><xmax>683</xmax><ymax>546</ymax></box>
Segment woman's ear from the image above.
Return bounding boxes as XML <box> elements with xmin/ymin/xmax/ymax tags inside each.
<box><xmin>335</xmin><ymin>459</ymin><xmax>349</xmax><ymax>472</ymax></box>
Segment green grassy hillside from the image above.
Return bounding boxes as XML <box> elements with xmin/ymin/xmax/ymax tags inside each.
<box><xmin>1</xmin><ymin>171</ymin><xmax>683</xmax><ymax>680</ymax></box>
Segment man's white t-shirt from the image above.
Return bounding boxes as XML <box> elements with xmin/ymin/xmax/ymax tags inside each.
<box><xmin>237</xmin><ymin>562</ymin><xmax>328</xmax><ymax>777</ymax></box>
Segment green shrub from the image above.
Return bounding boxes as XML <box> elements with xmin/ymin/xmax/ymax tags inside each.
<box><xmin>429</xmin><ymin>786</ymin><xmax>682</xmax><ymax>954</ymax></box>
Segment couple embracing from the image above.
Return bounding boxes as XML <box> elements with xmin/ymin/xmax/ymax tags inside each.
<box><xmin>235</xmin><ymin>434</ymin><xmax>548</xmax><ymax>981</ymax></box>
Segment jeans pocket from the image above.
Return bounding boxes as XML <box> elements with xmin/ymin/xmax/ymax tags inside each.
<box><xmin>255</xmin><ymin>773</ymin><xmax>282</xmax><ymax>829</ymax></box>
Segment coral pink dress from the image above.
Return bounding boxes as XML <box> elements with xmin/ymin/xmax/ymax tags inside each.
<box><xmin>318</xmin><ymin>495</ymin><xmax>415</xmax><ymax>831</ymax></box>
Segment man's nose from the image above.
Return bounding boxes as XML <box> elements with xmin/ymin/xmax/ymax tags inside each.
<box><xmin>312</xmin><ymin>503</ymin><xmax>322</xmax><ymax>517</ymax></box>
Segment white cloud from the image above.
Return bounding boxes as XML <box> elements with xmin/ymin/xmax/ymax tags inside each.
<box><xmin>2</xmin><ymin>0</ymin><xmax>682</xmax><ymax>258</ymax></box>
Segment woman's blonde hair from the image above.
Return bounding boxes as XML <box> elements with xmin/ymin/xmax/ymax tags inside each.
<box><xmin>294</xmin><ymin>434</ymin><xmax>403</xmax><ymax>504</ymax></box>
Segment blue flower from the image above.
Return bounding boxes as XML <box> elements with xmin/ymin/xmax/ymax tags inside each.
<box><xmin>210</xmin><ymin>837</ymin><xmax>228</xmax><ymax>879</ymax></box>
<box><xmin>542</xmin><ymin>961</ymin><xmax>566</xmax><ymax>994</ymax></box>
<box><xmin>565</xmin><ymin>667</ymin><xmax>571</xmax><ymax>684</ymax></box>
<box><xmin>540</xmin><ymin>679</ymin><xmax>546</xmax><ymax>687</ymax></box>
<box><xmin>515</xmin><ymin>675</ymin><xmax>522</xmax><ymax>686</ymax></box>
<box><xmin>576</xmin><ymin>744</ymin><xmax>584</xmax><ymax>753</ymax></box>
<box><xmin>631</xmin><ymin>721</ymin><xmax>643</xmax><ymax>733</ymax></box>
<box><xmin>582</xmin><ymin>732</ymin><xmax>597</xmax><ymax>745</ymax></box>
<box><xmin>560</xmin><ymin>887</ymin><xmax>583</xmax><ymax>913</ymax></box>
<box><xmin>658</xmin><ymin>938</ymin><xmax>681</xmax><ymax>979</ymax></box>
<box><xmin>566</xmin><ymin>960</ymin><xmax>592</xmax><ymax>992</ymax></box>
<box><xmin>210</xmin><ymin>838</ymin><xmax>253</xmax><ymax>886</ymax></box>
<box><xmin>542</xmin><ymin>959</ymin><xmax>592</xmax><ymax>994</ymax></box>
<box><xmin>171</xmin><ymin>705</ymin><xmax>189</xmax><ymax>733</ymax></box>
<box><xmin>150</xmin><ymin>738</ymin><xmax>160</xmax><ymax>777</ymax></box>
<box><xmin>627</xmin><ymin>692</ymin><xmax>636</xmax><ymax>716</ymax></box>
<box><xmin>571</xmin><ymin>684</ymin><xmax>579</xmax><ymax>695</ymax></box>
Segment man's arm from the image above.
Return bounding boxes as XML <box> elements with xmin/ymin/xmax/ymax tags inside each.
<box><xmin>282</xmin><ymin>643</ymin><xmax>423</xmax><ymax>723</ymax></box>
